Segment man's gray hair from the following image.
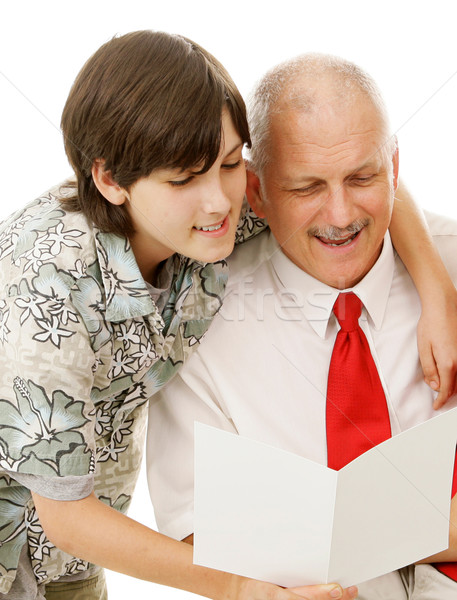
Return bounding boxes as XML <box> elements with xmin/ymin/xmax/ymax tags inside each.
<box><xmin>247</xmin><ymin>53</ymin><xmax>397</xmax><ymax>176</ymax></box>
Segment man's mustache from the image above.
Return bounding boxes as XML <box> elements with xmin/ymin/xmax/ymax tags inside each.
<box><xmin>308</xmin><ymin>219</ymin><xmax>370</xmax><ymax>240</ymax></box>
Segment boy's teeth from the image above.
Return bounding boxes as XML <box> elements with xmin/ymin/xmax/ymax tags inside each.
<box><xmin>196</xmin><ymin>223</ymin><xmax>223</xmax><ymax>231</ymax></box>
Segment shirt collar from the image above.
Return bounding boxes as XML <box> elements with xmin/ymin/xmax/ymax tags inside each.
<box><xmin>268</xmin><ymin>231</ymin><xmax>396</xmax><ymax>339</ymax></box>
<box><xmin>94</xmin><ymin>231</ymin><xmax>158</xmax><ymax>322</ymax></box>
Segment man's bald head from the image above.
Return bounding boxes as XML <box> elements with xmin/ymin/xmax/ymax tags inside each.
<box><xmin>248</xmin><ymin>53</ymin><xmax>395</xmax><ymax>178</ymax></box>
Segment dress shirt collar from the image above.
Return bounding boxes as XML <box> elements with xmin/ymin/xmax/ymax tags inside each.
<box><xmin>268</xmin><ymin>230</ymin><xmax>396</xmax><ymax>339</ymax></box>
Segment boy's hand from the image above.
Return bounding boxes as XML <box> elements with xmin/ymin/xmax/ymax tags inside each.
<box><xmin>233</xmin><ymin>579</ymin><xmax>358</xmax><ymax>600</ymax></box>
<box><xmin>418</xmin><ymin>294</ymin><xmax>457</xmax><ymax>409</ymax></box>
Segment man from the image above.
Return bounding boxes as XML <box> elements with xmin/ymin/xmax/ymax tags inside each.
<box><xmin>147</xmin><ymin>54</ymin><xmax>457</xmax><ymax>598</ymax></box>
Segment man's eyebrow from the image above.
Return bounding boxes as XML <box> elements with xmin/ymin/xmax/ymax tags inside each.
<box><xmin>281</xmin><ymin>175</ymin><xmax>324</xmax><ymax>187</ymax></box>
<box><xmin>350</xmin><ymin>158</ymin><xmax>383</xmax><ymax>173</ymax></box>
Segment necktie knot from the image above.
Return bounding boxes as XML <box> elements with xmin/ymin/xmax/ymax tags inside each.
<box><xmin>333</xmin><ymin>292</ymin><xmax>361</xmax><ymax>332</ymax></box>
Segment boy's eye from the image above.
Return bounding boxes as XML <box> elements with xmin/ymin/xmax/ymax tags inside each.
<box><xmin>222</xmin><ymin>159</ymin><xmax>242</xmax><ymax>170</ymax></box>
<box><xmin>168</xmin><ymin>176</ymin><xmax>194</xmax><ymax>187</ymax></box>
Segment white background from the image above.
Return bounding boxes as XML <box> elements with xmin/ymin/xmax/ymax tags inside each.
<box><xmin>1</xmin><ymin>1</ymin><xmax>457</xmax><ymax>598</ymax></box>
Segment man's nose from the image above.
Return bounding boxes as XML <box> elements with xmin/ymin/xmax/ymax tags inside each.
<box><xmin>319</xmin><ymin>185</ymin><xmax>357</xmax><ymax>229</ymax></box>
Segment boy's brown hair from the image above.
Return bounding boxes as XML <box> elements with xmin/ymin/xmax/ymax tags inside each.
<box><xmin>61</xmin><ymin>30</ymin><xmax>250</xmax><ymax>236</ymax></box>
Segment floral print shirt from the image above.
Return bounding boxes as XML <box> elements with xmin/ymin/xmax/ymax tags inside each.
<box><xmin>0</xmin><ymin>182</ymin><xmax>265</xmax><ymax>593</ymax></box>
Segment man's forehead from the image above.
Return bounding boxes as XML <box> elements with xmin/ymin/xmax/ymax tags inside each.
<box><xmin>268</xmin><ymin>98</ymin><xmax>387</xmax><ymax>162</ymax></box>
<box><xmin>270</xmin><ymin>125</ymin><xmax>386</xmax><ymax>174</ymax></box>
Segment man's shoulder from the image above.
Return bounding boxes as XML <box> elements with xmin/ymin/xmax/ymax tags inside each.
<box><xmin>226</xmin><ymin>229</ymin><xmax>271</xmax><ymax>286</ymax></box>
<box><xmin>425</xmin><ymin>210</ymin><xmax>457</xmax><ymax>237</ymax></box>
<box><xmin>424</xmin><ymin>210</ymin><xmax>457</xmax><ymax>284</ymax></box>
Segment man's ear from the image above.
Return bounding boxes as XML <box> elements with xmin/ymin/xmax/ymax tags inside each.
<box><xmin>392</xmin><ymin>140</ymin><xmax>400</xmax><ymax>191</ymax></box>
<box><xmin>246</xmin><ymin>169</ymin><xmax>266</xmax><ymax>218</ymax></box>
<box><xmin>91</xmin><ymin>160</ymin><xmax>127</xmax><ymax>206</ymax></box>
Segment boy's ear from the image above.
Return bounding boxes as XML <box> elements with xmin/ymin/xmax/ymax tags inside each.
<box><xmin>91</xmin><ymin>160</ymin><xmax>127</xmax><ymax>206</ymax></box>
<box><xmin>246</xmin><ymin>169</ymin><xmax>266</xmax><ymax>218</ymax></box>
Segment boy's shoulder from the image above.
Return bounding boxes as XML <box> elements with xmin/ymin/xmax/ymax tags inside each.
<box><xmin>0</xmin><ymin>181</ymin><xmax>98</xmax><ymax>292</ymax></box>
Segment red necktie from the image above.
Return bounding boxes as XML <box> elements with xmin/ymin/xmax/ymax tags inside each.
<box><xmin>326</xmin><ymin>292</ymin><xmax>391</xmax><ymax>470</ymax></box>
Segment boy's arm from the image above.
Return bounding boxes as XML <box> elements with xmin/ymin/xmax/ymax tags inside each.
<box><xmin>390</xmin><ymin>181</ymin><xmax>457</xmax><ymax>408</ymax></box>
<box><xmin>32</xmin><ymin>491</ymin><xmax>357</xmax><ymax>600</ymax></box>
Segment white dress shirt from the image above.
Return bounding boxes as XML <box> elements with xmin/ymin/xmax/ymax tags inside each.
<box><xmin>147</xmin><ymin>212</ymin><xmax>457</xmax><ymax>542</ymax></box>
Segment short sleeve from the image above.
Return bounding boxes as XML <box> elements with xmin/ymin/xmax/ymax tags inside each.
<box><xmin>6</xmin><ymin>470</ymin><xmax>94</xmax><ymax>501</ymax></box>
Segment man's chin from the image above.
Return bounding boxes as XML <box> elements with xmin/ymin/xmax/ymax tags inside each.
<box><xmin>312</xmin><ymin>260</ymin><xmax>373</xmax><ymax>290</ymax></box>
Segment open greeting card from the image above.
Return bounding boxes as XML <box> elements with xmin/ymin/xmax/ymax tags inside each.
<box><xmin>194</xmin><ymin>408</ymin><xmax>457</xmax><ymax>587</ymax></box>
